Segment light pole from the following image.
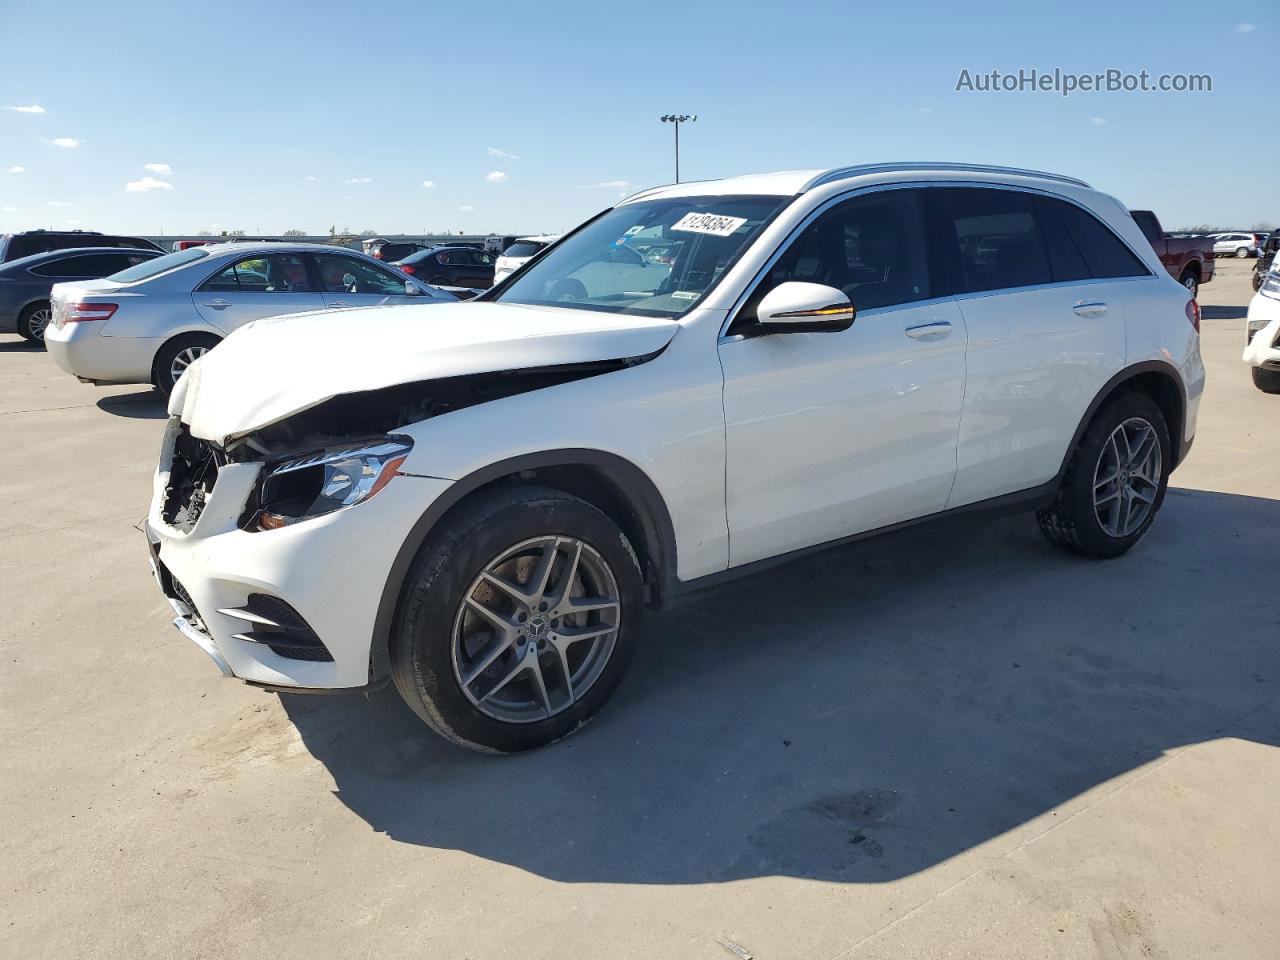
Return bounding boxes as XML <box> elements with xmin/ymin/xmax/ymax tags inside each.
<box><xmin>660</xmin><ymin>114</ymin><xmax>697</xmax><ymax>183</ymax></box>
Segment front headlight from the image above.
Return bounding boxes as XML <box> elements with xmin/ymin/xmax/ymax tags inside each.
<box><xmin>254</xmin><ymin>437</ymin><xmax>412</xmax><ymax>530</ymax></box>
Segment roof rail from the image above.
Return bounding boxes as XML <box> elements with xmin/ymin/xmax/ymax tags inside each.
<box><xmin>802</xmin><ymin>162</ymin><xmax>1090</xmax><ymax>191</ymax></box>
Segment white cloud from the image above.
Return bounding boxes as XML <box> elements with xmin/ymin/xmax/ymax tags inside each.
<box><xmin>421</xmin><ymin>179</ymin><xmax>436</xmax><ymax>188</ymax></box>
<box><xmin>1237</xmin><ymin>23</ymin><xmax>1256</xmax><ymax>33</ymax></box>
<box><xmin>1089</xmin><ymin>116</ymin><xmax>1107</xmax><ymax>126</ymax></box>
<box><xmin>577</xmin><ymin>179</ymin><xmax>632</xmax><ymax>190</ymax></box>
<box><xmin>8</xmin><ymin>165</ymin><xmax>24</xmax><ymax>174</ymax></box>
<box><xmin>345</xmin><ymin>176</ymin><xmax>372</xmax><ymax>184</ymax></box>
<box><xmin>458</xmin><ymin>204</ymin><xmax>474</xmax><ymax>212</ymax></box>
<box><xmin>125</xmin><ymin>176</ymin><xmax>174</xmax><ymax>192</ymax></box>
<box><xmin>51</xmin><ymin>137</ymin><xmax>80</xmax><ymax>148</ymax></box>
<box><xmin>487</xmin><ymin>147</ymin><xmax>519</xmax><ymax>160</ymax></box>
<box><xmin>6</xmin><ymin>104</ymin><xmax>46</xmax><ymax>114</ymax></box>
<box><xmin>917</xmin><ymin>106</ymin><xmax>934</xmax><ymax>114</ymax></box>
<box><xmin>303</xmin><ymin>175</ymin><xmax>319</xmax><ymax>181</ymax></box>
<box><xmin>143</xmin><ymin>162</ymin><xmax>172</xmax><ymax>175</ymax></box>
<box><xmin>2</xmin><ymin>205</ymin><xmax>16</xmax><ymax>212</ymax></box>
<box><xmin>48</xmin><ymin>200</ymin><xmax>72</xmax><ymax>207</ymax></box>
<box><xmin>485</xmin><ymin>170</ymin><xmax>508</xmax><ymax>183</ymax></box>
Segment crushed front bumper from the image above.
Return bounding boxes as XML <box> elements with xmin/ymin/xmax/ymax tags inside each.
<box><xmin>146</xmin><ymin>417</ymin><xmax>452</xmax><ymax>690</ymax></box>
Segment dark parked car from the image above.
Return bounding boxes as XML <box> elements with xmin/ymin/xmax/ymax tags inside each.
<box><xmin>393</xmin><ymin>245</ymin><xmax>496</xmax><ymax>288</ymax></box>
<box><xmin>0</xmin><ymin>246</ymin><xmax>162</xmax><ymax>343</ymax></box>
<box><xmin>0</xmin><ymin>229</ymin><xmax>162</xmax><ymax>264</ymax></box>
<box><xmin>1254</xmin><ymin>230</ymin><xmax>1280</xmax><ymax>292</ymax></box>
<box><xmin>367</xmin><ymin>239</ymin><xmax>429</xmax><ymax>262</ymax></box>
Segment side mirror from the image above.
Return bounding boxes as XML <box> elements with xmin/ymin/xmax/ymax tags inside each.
<box><xmin>754</xmin><ymin>281</ymin><xmax>855</xmax><ymax>334</ymax></box>
<box><xmin>405</xmin><ymin>281</ymin><xmax>423</xmax><ymax>296</ymax></box>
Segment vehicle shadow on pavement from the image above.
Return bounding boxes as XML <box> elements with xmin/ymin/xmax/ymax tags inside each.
<box><xmin>96</xmin><ymin>390</ymin><xmax>168</xmax><ymax>419</ymax></box>
<box><xmin>0</xmin><ymin>340</ymin><xmax>42</xmax><ymax>352</ymax></box>
<box><xmin>281</xmin><ymin>487</ymin><xmax>1280</xmax><ymax>885</ymax></box>
<box><xmin>1201</xmin><ymin>305</ymin><xmax>1247</xmax><ymax>321</ymax></box>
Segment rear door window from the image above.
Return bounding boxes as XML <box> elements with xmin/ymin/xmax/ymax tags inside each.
<box><xmin>200</xmin><ymin>254</ymin><xmax>314</xmax><ymax>292</ymax></box>
<box><xmin>313</xmin><ymin>254</ymin><xmax>409</xmax><ymax>295</ymax></box>
<box><xmin>1046</xmin><ymin>199</ymin><xmax>1150</xmax><ymax>279</ymax></box>
<box><xmin>941</xmin><ymin>188</ymin><xmax>1052</xmax><ymax>293</ymax></box>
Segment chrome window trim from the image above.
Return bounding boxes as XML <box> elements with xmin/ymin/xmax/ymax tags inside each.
<box><xmin>718</xmin><ymin>179</ymin><xmax>1153</xmax><ymax>341</ymax></box>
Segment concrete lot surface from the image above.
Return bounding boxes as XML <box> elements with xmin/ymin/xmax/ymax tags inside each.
<box><xmin>2</xmin><ymin>260</ymin><xmax>1276</xmax><ymax>959</ymax></box>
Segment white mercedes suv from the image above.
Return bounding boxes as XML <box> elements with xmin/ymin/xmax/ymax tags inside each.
<box><xmin>146</xmin><ymin>163</ymin><xmax>1204</xmax><ymax>753</ymax></box>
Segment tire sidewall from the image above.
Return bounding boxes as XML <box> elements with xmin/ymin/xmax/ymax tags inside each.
<box><xmin>154</xmin><ymin>334</ymin><xmax>219</xmax><ymax>395</ymax></box>
<box><xmin>17</xmin><ymin>301</ymin><xmax>50</xmax><ymax>343</ymax></box>
<box><xmin>1062</xmin><ymin>393</ymin><xmax>1171</xmax><ymax>556</ymax></box>
<box><xmin>392</xmin><ymin>492</ymin><xmax>644</xmax><ymax>753</ymax></box>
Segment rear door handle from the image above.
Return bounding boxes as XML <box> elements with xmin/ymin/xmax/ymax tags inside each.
<box><xmin>1073</xmin><ymin>300</ymin><xmax>1108</xmax><ymax>318</ymax></box>
<box><xmin>905</xmin><ymin>321</ymin><xmax>952</xmax><ymax>340</ymax></box>
<box><xmin>203</xmin><ymin>299</ymin><xmax>230</xmax><ymax>309</ymax></box>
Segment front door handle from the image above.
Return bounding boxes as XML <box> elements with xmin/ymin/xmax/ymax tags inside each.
<box><xmin>905</xmin><ymin>321</ymin><xmax>952</xmax><ymax>340</ymax></box>
<box><xmin>203</xmin><ymin>299</ymin><xmax>230</xmax><ymax>309</ymax></box>
<box><xmin>328</xmin><ymin>300</ymin><xmax>350</xmax><ymax>307</ymax></box>
<box><xmin>1073</xmin><ymin>300</ymin><xmax>1108</xmax><ymax>318</ymax></box>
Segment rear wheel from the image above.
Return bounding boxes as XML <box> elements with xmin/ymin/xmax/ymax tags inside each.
<box><xmin>428</xmin><ymin>274</ymin><xmax>450</xmax><ymax>286</ymax></box>
<box><xmin>16</xmin><ymin>301</ymin><xmax>52</xmax><ymax>343</ymax></box>
<box><xmin>392</xmin><ymin>487</ymin><xmax>644</xmax><ymax>753</ymax></box>
<box><xmin>153</xmin><ymin>333</ymin><xmax>220</xmax><ymax>395</ymax></box>
<box><xmin>1236</xmin><ymin>247</ymin><xmax>1250</xmax><ymax>258</ymax></box>
<box><xmin>1037</xmin><ymin>392</ymin><xmax>1170</xmax><ymax>559</ymax></box>
<box><xmin>1253</xmin><ymin>367</ymin><xmax>1280</xmax><ymax>394</ymax></box>
<box><xmin>1178</xmin><ymin>269</ymin><xmax>1199</xmax><ymax>299</ymax></box>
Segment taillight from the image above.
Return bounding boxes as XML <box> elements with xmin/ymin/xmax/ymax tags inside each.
<box><xmin>1185</xmin><ymin>299</ymin><xmax>1200</xmax><ymax>333</ymax></box>
<box><xmin>399</xmin><ymin>265</ymin><xmax>416</xmax><ymax>274</ymax></box>
<box><xmin>64</xmin><ymin>302</ymin><xmax>119</xmax><ymax>323</ymax></box>
<box><xmin>372</xmin><ymin>251</ymin><xmax>383</xmax><ymax>259</ymax></box>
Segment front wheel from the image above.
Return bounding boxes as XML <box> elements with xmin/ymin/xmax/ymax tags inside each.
<box><xmin>1253</xmin><ymin>367</ymin><xmax>1280</xmax><ymax>394</ymax></box>
<box><xmin>1037</xmin><ymin>392</ymin><xmax>1171</xmax><ymax>559</ymax></box>
<box><xmin>392</xmin><ymin>487</ymin><xmax>644</xmax><ymax>753</ymax></box>
<box><xmin>1236</xmin><ymin>247</ymin><xmax>1250</xmax><ymax>258</ymax></box>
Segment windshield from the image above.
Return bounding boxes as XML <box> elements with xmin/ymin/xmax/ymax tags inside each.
<box><xmin>109</xmin><ymin>247</ymin><xmax>209</xmax><ymax>283</ymax></box>
<box><xmin>494</xmin><ymin>195</ymin><xmax>788</xmax><ymax>317</ymax></box>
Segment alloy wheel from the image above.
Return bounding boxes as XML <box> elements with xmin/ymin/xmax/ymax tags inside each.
<box><xmin>1092</xmin><ymin>417</ymin><xmax>1162</xmax><ymax>538</ymax></box>
<box><xmin>169</xmin><ymin>345</ymin><xmax>210</xmax><ymax>386</ymax></box>
<box><xmin>451</xmin><ymin>535</ymin><xmax>621</xmax><ymax>723</ymax></box>
<box><xmin>26</xmin><ymin>307</ymin><xmax>52</xmax><ymax>341</ymax></box>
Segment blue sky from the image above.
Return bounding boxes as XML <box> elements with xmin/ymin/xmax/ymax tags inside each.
<box><xmin>0</xmin><ymin>0</ymin><xmax>1274</xmax><ymax>236</ymax></box>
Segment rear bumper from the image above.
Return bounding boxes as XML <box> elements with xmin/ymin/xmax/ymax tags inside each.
<box><xmin>44</xmin><ymin>322</ymin><xmax>159</xmax><ymax>383</ymax></box>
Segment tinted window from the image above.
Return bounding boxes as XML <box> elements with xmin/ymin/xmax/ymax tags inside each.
<box><xmin>7</xmin><ymin>235</ymin><xmax>49</xmax><ymax>259</ymax></box>
<box><xmin>201</xmin><ymin>254</ymin><xmax>314</xmax><ymax>292</ymax></box>
<box><xmin>315</xmin><ymin>255</ymin><xmax>408</xmax><ymax>295</ymax></box>
<box><xmin>750</xmin><ymin>189</ymin><xmax>931</xmax><ymax>315</ymax></box>
<box><xmin>1035</xmin><ymin>198</ymin><xmax>1091</xmax><ymax>283</ymax></box>
<box><xmin>502</xmin><ymin>241</ymin><xmax>545</xmax><ymax>258</ymax></box>
<box><xmin>31</xmin><ymin>253</ymin><xmax>138</xmax><ymax>278</ymax></box>
<box><xmin>943</xmin><ymin>188</ymin><xmax>1051</xmax><ymax>293</ymax></box>
<box><xmin>101</xmin><ymin>235</ymin><xmax>159</xmax><ymax>251</ymax></box>
<box><xmin>1048</xmin><ymin>199</ymin><xmax>1149</xmax><ymax>279</ymax></box>
<box><xmin>109</xmin><ymin>248</ymin><xmax>209</xmax><ymax>283</ymax></box>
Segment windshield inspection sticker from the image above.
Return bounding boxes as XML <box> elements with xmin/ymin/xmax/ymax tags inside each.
<box><xmin>671</xmin><ymin>212</ymin><xmax>748</xmax><ymax>237</ymax></box>
<box><xmin>671</xmin><ymin>290</ymin><xmax>701</xmax><ymax>300</ymax></box>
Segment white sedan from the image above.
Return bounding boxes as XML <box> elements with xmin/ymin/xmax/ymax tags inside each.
<box><xmin>45</xmin><ymin>242</ymin><xmax>452</xmax><ymax>393</ymax></box>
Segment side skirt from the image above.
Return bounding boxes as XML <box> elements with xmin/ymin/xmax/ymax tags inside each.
<box><xmin>659</xmin><ymin>479</ymin><xmax>1057</xmax><ymax>607</ymax></box>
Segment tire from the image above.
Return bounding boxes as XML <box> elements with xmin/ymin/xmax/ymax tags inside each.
<box><xmin>1255</xmin><ymin>272</ymin><xmax>1264</xmax><ymax>293</ymax></box>
<box><xmin>391</xmin><ymin>486</ymin><xmax>644</xmax><ymax>753</ymax></box>
<box><xmin>1178</xmin><ymin>270</ymin><xmax>1198</xmax><ymax>299</ymax></box>
<box><xmin>1235</xmin><ymin>247</ymin><xmax>1250</xmax><ymax>258</ymax></box>
<box><xmin>16</xmin><ymin>301</ymin><xmax>52</xmax><ymax>344</ymax></box>
<box><xmin>428</xmin><ymin>274</ymin><xmax>450</xmax><ymax>286</ymax></box>
<box><xmin>152</xmin><ymin>333</ymin><xmax>220</xmax><ymax>396</ymax></box>
<box><xmin>1037</xmin><ymin>392</ymin><xmax>1171</xmax><ymax>559</ymax></box>
<box><xmin>1253</xmin><ymin>367</ymin><xmax>1280</xmax><ymax>394</ymax></box>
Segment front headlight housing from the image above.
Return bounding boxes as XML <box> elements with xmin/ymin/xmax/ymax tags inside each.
<box><xmin>1260</xmin><ymin>267</ymin><xmax>1280</xmax><ymax>301</ymax></box>
<box><xmin>253</xmin><ymin>437</ymin><xmax>412</xmax><ymax>530</ymax></box>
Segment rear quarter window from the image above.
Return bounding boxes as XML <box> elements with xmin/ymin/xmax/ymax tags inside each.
<box><xmin>1048</xmin><ymin>199</ymin><xmax>1150</xmax><ymax>279</ymax></box>
<box><xmin>502</xmin><ymin>241</ymin><xmax>545</xmax><ymax>258</ymax></box>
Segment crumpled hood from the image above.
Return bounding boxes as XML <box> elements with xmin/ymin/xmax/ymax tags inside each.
<box><xmin>172</xmin><ymin>301</ymin><xmax>679</xmax><ymax>445</ymax></box>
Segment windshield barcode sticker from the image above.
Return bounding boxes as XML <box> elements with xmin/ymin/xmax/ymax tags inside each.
<box><xmin>671</xmin><ymin>213</ymin><xmax>748</xmax><ymax>237</ymax></box>
<box><xmin>671</xmin><ymin>290</ymin><xmax>700</xmax><ymax>300</ymax></box>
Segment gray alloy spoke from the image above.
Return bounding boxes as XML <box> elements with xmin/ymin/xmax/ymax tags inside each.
<box><xmin>1094</xmin><ymin>469</ymin><xmax>1120</xmax><ymax>491</ymax></box>
<box><xmin>452</xmin><ymin>534</ymin><xmax>623</xmax><ymax>724</ymax></box>
<box><xmin>1093</xmin><ymin>417</ymin><xmax>1162</xmax><ymax>539</ymax></box>
<box><xmin>1128</xmin><ymin>428</ymin><xmax>1156</xmax><ymax>470</ymax></box>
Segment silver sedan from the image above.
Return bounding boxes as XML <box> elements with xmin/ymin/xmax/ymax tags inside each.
<box><xmin>45</xmin><ymin>241</ymin><xmax>452</xmax><ymax>393</ymax></box>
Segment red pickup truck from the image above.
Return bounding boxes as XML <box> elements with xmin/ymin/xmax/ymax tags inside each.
<box><xmin>1131</xmin><ymin>210</ymin><xmax>1214</xmax><ymax>298</ymax></box>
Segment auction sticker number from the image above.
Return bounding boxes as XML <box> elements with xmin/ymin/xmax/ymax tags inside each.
<box><xmin>671</xmin><ymin>213</ymin><xmax>748</xmax><ymax>237</ymax></box>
